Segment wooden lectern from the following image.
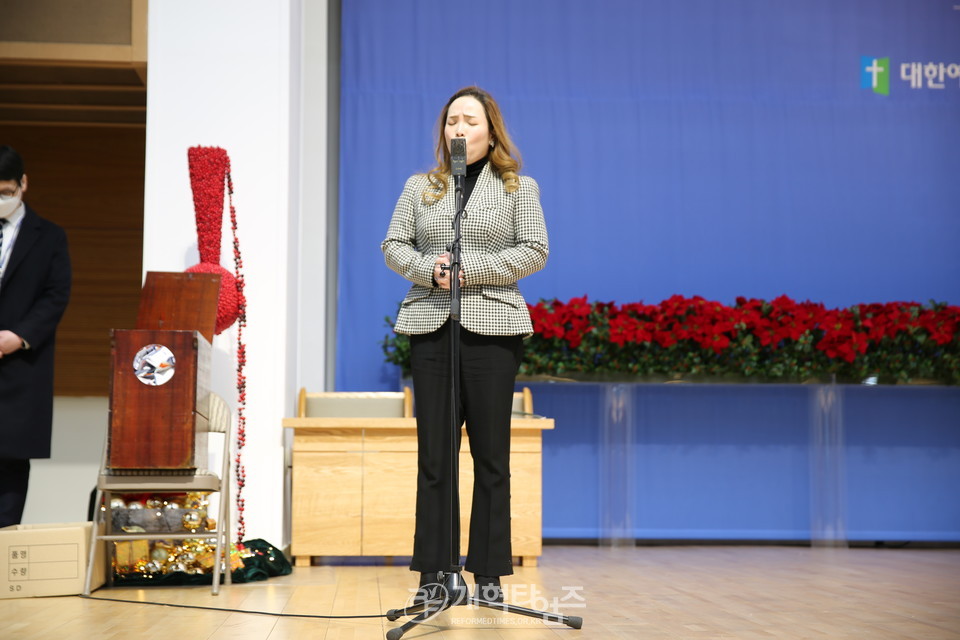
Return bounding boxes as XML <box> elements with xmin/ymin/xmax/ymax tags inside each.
<box><xmin>107</xmin><ymin>272</ymin><xmax>220</xmax><ymax>473</ymax></box>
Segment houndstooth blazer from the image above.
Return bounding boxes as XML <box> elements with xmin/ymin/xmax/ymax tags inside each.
<box><xmin>382</xmin><ymin>162</ymin><xmax>549</xmax><ymax>336</ymax></box>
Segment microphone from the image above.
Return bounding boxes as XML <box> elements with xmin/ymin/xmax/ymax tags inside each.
<box><xmin>448</xmin><ymin>137</ymin><xmax>467</xmax><ymax>321</ymax></box>
<box><xmin>451</xmin><ymin>138</ymin><xmax>467</xmax><ymax>177</ymax></box>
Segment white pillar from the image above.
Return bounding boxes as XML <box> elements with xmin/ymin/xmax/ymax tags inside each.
<box><xmin>143</xmin><ymin>0</ymin><xmax>303</xmax><ymax>546</ymax></box>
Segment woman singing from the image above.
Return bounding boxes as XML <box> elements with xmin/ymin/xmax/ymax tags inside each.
<box><xmin>382</xmin><ymin>86</ymin><xmax>549</xmax><ymax>603</ymax></box>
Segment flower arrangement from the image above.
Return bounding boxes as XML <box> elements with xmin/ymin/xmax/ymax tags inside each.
<box><xmin>383</xmin><ymin>295</ymin><xmax>960</xmax><ymax>384</ymax></box>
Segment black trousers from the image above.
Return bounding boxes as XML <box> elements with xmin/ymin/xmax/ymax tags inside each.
<box><xmin>0</xmin><ymin>458</ymin><xmax>30</xmax><ymax>528</ymax></box>
<box><xmin>409</xmin><ymin>320</ymin><xmax>523</xmax><ymax>577</ymax></box>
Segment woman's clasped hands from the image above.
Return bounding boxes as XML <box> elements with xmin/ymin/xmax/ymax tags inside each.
<box><xmin>433</xmin><ymin>252</ymin><xmax>465</xmax><ymax>289</ymax></box>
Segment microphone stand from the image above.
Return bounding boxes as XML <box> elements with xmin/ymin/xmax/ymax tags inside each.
<box><xmin>385</xmin><ymin>151</ymin><xmax>582</xmax><ymax>640</ymax></box>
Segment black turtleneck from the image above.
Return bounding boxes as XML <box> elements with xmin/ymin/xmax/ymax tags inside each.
<box><xmin>463</xmin><ymin>154</ymin><xmax>488</xmax><ymax>205</ymax></box>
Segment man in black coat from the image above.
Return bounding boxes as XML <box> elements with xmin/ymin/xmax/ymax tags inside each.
<box><xmin>0</xmin><ymin>145</ymin><xmax>72</xmax><ymax>528</ymax></box>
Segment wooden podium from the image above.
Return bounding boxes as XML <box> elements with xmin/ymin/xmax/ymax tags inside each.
<box><xmin>283</xmin><ymin>389</ymin><xmax>554</xmax><ymax>567</ymax></box>
<box><xmin>107</xmin><ymin>272</ymin><xmax>220</xmax><ymax>473</ymax></box>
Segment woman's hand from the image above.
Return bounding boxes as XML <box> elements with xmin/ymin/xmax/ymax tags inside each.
<box><xmin>433</xmin><ymin>253</ymin><xmax>465</xmax><ymax>290</ymax></box>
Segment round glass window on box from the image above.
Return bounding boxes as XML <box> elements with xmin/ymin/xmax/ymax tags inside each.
<box><xmin>132</xmin><ymin>344</ymin><xmax>176</xmax><ymax>386</ymax></box>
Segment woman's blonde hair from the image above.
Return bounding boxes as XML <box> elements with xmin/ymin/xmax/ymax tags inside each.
<box><xmin>423</xmin><ymin>86</ymin><xmax>521</xmax><ymax>204</ymax></box>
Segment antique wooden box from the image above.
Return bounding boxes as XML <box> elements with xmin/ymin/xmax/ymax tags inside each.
<box><xmin>107</xmin><ymin>329</ymin><xmax>211</xmax><ymax>471</ymax></box>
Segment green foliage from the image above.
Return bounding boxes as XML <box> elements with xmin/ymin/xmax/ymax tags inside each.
<box><xmin>382</xmin><ymin>315</ymin><xmax>411</xmax><ymax>377</ymax></box>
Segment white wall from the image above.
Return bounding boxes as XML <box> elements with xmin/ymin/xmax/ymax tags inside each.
<box><xmin>22</xmin><ymin>0</ymin><xmax>330</xmax><ymax>551</ymax></box>
<box><xmin>300</xmin><ymin>0</ymin><xmax>331</xmax><ymax>393</ymax></box>
<box><xmin>141</xmin><ymin>0</ymin><xmax>306</xmax><ymax>547</ymax></box>
<box><xmin>288</xmin><ymin>0</ymin><xmax>333</xmax><ymax>548</ymax></box>
<box><xmin>22</xmin><ymin>397</ymin><xmax>108</xmax><ymax>524</ymax></box>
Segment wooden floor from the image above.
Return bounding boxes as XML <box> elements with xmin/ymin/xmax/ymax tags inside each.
<box><xmin>2</xmin><ymin>545</ymin><xmax>959</xmax><ymax>639</ymax></box>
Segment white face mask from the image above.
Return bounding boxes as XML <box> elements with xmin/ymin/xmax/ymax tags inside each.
<box><xmin>0</xmin><ymin>187</ymin><xmax>22</xmax><ymax>219</ymax></box>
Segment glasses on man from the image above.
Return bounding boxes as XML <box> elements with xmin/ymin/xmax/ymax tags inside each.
<box><xmin>0</xmin><ymin>184</ymin><xmax>22</xmax><ymax>200</ymax></box>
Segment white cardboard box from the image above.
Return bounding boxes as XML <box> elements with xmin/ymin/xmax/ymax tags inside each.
<box><xmin>0</xmin><ymin>521</ymin><xmax>105</xmax><ymax>599</ymax></box>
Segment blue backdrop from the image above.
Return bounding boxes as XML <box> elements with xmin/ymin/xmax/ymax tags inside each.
<box><xmin>337</xmin><ymin>0</ymin><xmax>960</xmax><ymax>391</ymax></box>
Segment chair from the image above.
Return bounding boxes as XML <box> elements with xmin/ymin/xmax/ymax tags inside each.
<box><xmin>297</xmin><ymin>386</ymin><xmax>526</xmax><ymax>419</ymax></box>
<box><xmin>297</xmin><ymin>387</ymin><xmax>414</xmax><ymax>418</ymax></box>
<box><xmin>83</xmin><ymin>393</ymin><xmax>233</xmax><ymax>595</ymax></box>
<box><xmin>512</xmin><ymin>386</ymin><xmax>534</xmax><ymax>416</ymax></box>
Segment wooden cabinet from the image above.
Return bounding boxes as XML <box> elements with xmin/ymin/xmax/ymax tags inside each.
<box><xmin>283</xmin><ymin>417</ymin><xmax>553</xmax><ymax>568</ymax></box>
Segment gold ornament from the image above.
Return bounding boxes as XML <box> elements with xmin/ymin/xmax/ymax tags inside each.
<box><xmin>163</xmin><ymin>561</ymin><xmax>187</xmax><ymax>574</ymax></box>
<box><xmin>182</xmin><ymin>510</ymin><xmax>203</xmax><ymax>531</ymax></box>
<box><xmin>185</xmin><ymin>492</ymin><xmax>209</xmax><ymax>510</ymax></box>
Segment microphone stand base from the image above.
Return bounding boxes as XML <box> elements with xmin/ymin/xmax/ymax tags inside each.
<box><xmin>385</xmin><ymin>570</ymin><xmax>584</xmax><ymax>639</ymax></box>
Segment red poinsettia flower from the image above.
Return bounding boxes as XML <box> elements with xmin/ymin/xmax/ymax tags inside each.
<box><xmin>508</xmin><ymin>295</ymin><xmax>958</xmax><ymax>383</ymax></box>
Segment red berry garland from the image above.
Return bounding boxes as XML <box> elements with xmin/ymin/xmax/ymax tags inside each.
<box><xmin>186</xmin><ymin>146</ymin><xmax>248</xmax><ymax>541</ymax></box>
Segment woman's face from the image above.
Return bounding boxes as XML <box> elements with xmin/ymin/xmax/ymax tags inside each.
<box><xmin>444</xmin><ymin>96</ymin><xmax>491</xmax><ymax>165</ymax></box>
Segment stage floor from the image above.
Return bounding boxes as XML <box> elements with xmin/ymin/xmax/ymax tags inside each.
<box><xmin>2</xmin><ymin>545</ymin><xmax>958</xmax><ymax>639</ymax></box>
